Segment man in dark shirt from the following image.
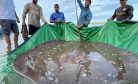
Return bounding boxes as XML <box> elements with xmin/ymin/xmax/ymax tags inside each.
<box><xmin>108</xmin><ymin>0</ymin><xmax>134</xmax><ymax>21</ymax></box>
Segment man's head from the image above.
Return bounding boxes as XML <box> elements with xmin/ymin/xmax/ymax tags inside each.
<box><xmin>120</xmin><ymin>0</ymin><xmax>127</xmax><ymax>6</ymax></box>
<box><xmin>32</xmin><ymin>0</ymin><xmax>38</xmax><ymax>4</ymax></box>
<box><xmin>85</xmin><ymin>0</ymin><xmax>91</xmax><ymax>8</ymax></box>
<box><xmin>54</xmin><ymin>4</ymin><xmax>59</xmax><ymax>12</ymax></box>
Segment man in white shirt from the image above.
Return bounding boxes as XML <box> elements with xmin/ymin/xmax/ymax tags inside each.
<box><xmin>0</xmin><ymin>0</ymin><xmax>20</xmax><ymax>53</ymax></box>
<box><xmin>22</xmin><ymin>0</ymin><xmax>47</xmax><ymax>35</ymax></box>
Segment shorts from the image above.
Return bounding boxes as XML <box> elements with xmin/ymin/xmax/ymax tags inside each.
<box><xmin>28</xmin><ymin>25</ymin><xmax>39</xmax><ymax>35</ymax></box>
<box><xmin>0</xmin><ymin>19</ymin><xmax>19</xmax><ymax>35</ymax></box>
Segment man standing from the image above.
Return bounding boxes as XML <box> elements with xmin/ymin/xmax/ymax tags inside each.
<box><xmin>108</xmin><ymin>0</ymin><xmax>134</xmax><ymax>21</ymax></box>
<box><xmin>0</xmin><ymin>0</ymin><xmax>20</xmax><ymax>53</ymax></box>
<box><xmin>22</xmin><ymin>0</ymin><xmax>47</xmax><ymax>36</ymax></box>
<box><xmin>77</xmin><ymin>0</ymin><xmax>92</xmax><ymax>28</ymax></box>
<box><xmin>50</xmin><ymin>4</ymin><xmax>65</xmax><ymax>24</ymax></box>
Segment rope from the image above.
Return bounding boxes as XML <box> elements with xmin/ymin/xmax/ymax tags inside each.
<box><xmin>75</xmin><ymin>0</ymin><xmax>81</xmax><ymax>41</ymax></box>
<box><xmin>75</xmin><ymin>0</ymin><xmax>79</xmax><ymax>24</ymax></box>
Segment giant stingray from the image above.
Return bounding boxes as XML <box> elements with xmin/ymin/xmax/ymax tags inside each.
<box><xmin>13</xmin><ymin>41</ymin><xmax>138</xmax><ymax>84</ymax></box>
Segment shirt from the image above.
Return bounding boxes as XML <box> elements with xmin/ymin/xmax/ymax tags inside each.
<box><xmin>23</xmin><ymin>3</ymin><xmax>44</xmax><ymax>27</ymax></box>
<box><xmin>0</xmin><ymin>0</ymin><xmax>16</xmax><ymax>20</ymax></box>
<box><xmin>111</xmin><ymin>5</ymin><xmax>134</xmax><ymax>21</ymax></box>
<box><xmin>77</xmin><ymin>0</ymin><xmax>92</xmax><ymax>27</ymax></box>
<box><xmin>50</xmin><ymin>12</ymin><xmax>65</xmax><ymax>22</ymax></box>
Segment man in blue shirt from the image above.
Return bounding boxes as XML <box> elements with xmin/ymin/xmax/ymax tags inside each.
<box><xmin>50</xmin><ymin>4</ymin><xmax>65</xmax><ymax>24</ymax></box>
<box><xmin>77</xmin><ymin>0</ymin><xmax>92</xmax><ymax>28</ymax></box>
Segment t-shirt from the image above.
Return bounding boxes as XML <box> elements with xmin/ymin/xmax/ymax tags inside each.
<box><xmin>77</xmin><ymin>0</ymin><xmax>92</xmax><ymax>27</ymax></box>
<box><xmin>0</xmin><ymin>0</ymin><xmax>16</xmax><ymax>20</ymax></box>
<box><xmin>23</xmin><ymin>3</ymin><xmax>43</xmax><ymax>27</ymax></box>
<box><xmin>50</xmin><ymin>12</ymin><xmax>65</xmax><ymax>22</ymax></box>
<box><xmin>111</xmin><ymin>5</ymin><xmax>134</xmax><ymax>21</ymax></box>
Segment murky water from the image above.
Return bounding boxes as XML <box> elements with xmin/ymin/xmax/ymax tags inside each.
<box><xmin>13</xmin><ymin>41</ymin><xmax>138</xmax><ymax>84</ymax></box>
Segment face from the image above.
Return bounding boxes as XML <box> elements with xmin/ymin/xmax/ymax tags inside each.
<box><xmin>33</xmin><ymin>0</ymin><xmax>38</xmax><ymax>4</ymax></box>
<box><xmin>85</xmin><ymin>0</ymin><xmax>91</xmax><ymax>8</ymax></box>
<box><xmin>54</xmin><ymin>5</ymin><xmax>59</xmax><ymax>12</ymax></box>
<box><xmin>120</xmin><ymin>0</ymin><xmax>127</xmax><ymax>6</ymax></box>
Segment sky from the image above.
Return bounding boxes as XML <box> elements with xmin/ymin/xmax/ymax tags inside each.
<box><xmin>13</xmin><ymin>0</ymin><xmax>138</xmax><ymax>25</ymax></box>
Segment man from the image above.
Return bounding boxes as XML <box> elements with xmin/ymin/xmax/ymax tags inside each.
<box><xmin>0</xmin><ymin>0</ymin><xmax>20</xmax><ymax>53</ymax></box>
<box><xmin>50</xmin><ymin>4</ymin><xmax>65</xmax><ymax>24</ymax></box>
<box><xmin>108</xmin><ymin>0</ymin><xmax>134</xmax><ymax>21</ymax></box>
<box><xmin>77</xmin><ymin>0</ymin><xmax>92</xmax><ymax>28</ymax></box>
<box><xmin>22</xmin><ymin>0</ymin><xmax>47</xmax><ymax>36</ymax></box>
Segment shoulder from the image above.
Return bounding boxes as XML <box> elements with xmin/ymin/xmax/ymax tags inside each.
<box><xmin>36</xmin><ymin>4</ymin><xmax>42</xmax><ymax>10</ymax></box>
<box><xmin>127</xmin><ymin>5</ymin><xmax>134</xmax><ymax>9</ymax></box>
<box><xmin>51</xmin><ymin>12</ymin><xmax>55</xmax><ymax>16</ymax></box>
<box><xmin>116</xmin><ymin>6</ymin><xmax>121</xmax><ymax>10</ymax></box>
<box><xmin>25</xmin><ymin>2</ymin><xmax>31</xmax><ymax>7</ymax></box>
<box><xmin>127</xmin><ymin>5</ymin><xmax>133</xmax><ymax>7</ymax></box>
<box><xmin>60</xmin><ymin>12</ymin><xmax>64</xmax><ymax>15</ymax></box>
<box><xmin>26</xmin><ymin>2</ymin><xmax>31</xmax><ymax>6</ymax></box>
<box><xmin>38</xmin><ymin>5</ymin><xmax>42</xmax><ymax>9</ymax></box>
<box><xmin>50</xmin><ymin>13</ymin><xmax>55</xmax><ymax>19</ymax></box>
<box><xmin>89</xmin><ymin>9</ymin><xmax>92</xmax><ymax>13</ymax></box>
<box><xmin>115</xmin><ymin>7</ymin><xmax>121</xmax><ymax>12</ymax></box>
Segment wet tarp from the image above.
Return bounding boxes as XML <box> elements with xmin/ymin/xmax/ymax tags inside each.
<box><xmin>0</xmin><ymin>21</ymin><xmax>138</xmax><ymax>83</ymax></box>
<box><xmin>11</xmin><ymin>21</ymin><xmax>138</xmax><ymax>56</ymax></box>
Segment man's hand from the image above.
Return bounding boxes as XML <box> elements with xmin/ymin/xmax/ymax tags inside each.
<box><xmin>107</xmin><ymin>18</ymin><xmax>112</xmax><ymax>21</ymax></box>
<box><xmin>78</xmin><ymin>25</ymin><xmax>83</xmax><ymax>29</ymax></box>
<box><xmin>16</xmin><ymin>18</ymin><xmax>20</xmax><ymax>23</ymax></box>
<box><xmin>123</xmin><ymin>18</ymin><xmax>130</xmax><ymax>21</ymax></box>
<box><xmin>44</xmin><ymin>21</ymin><xmax>48</xmax><ymax>24</ymax></box>
<box><xmin>56</xmin><ymin>19</ymin><xmax>61</xmax><ymax>23</ymax></box>
<box><xmin>22</xmin><ymin>21</ymin><xmax>26</xmax><ymax>26</ymax></box>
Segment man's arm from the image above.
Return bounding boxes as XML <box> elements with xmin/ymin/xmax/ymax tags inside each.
<box><xmin>111</xmin><ymin>10</ymin><xmax>116</xmax><ymax>21</ymax></box>
<box><xmin>40</xmin><ymin>7</ymin><xmax>47</xmax><ymax>23</ymax></box>
<box><xmin>22</xmin><ymin>4</ymin><xmax>29</xmax><ymax>25</ymax></box>
<box><xmin>12</xmin><ymin>0</ymin><xmax>19</xmax><ymax>23</ymax></box>
<box><xmin>14</xmin><ymin>10</ymin><xmax>20</xmax><ymax>23</ymax></box>
<box><xmin>84</xmin><ymin>12</ymin><xmax>92</xmax><ymax>26</ymax></box>
<box><xmin>50</xmin><ymin>20</ymin><xmax>56</xmax><ymax>23</ymax></box>
<box><xmin>108</xmin><ymin>10</ymin><xmax>116</xmax><ymax>21</ymax></box>
<box><xmin>126</xmin><ymin>5</ymin><xmax>134</xmax><ymax>20</ymax></box>
<box><xmin>50</xmin><ymin>14</ymin><xmax>56</xmax><ymax>23</ymax></box>
<box><xmin>77</xmin><ymin>0</ymin><xmax>84</xmax><ymax>9</ymax></box>
<box><xmin>61</xmin><ymin>13</ymin><xmax>66</xmax><ymax>22</ymax></box>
